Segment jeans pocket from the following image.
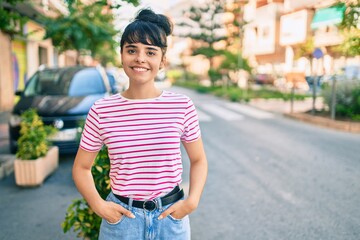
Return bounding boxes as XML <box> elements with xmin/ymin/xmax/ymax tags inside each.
<box><xmin>105</xmin><ymin>215</ymin><xmax>124</xmax><ymax>225</ymax></box>
<box><xmin>167</xmin><ymin>213</ymin><xmax>184</xmax><ymax>223</ymax></box>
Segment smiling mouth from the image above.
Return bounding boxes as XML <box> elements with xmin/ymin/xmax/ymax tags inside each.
<box><xmin>132</xmin><ymin>67</ymin><xmax>149</xmax><ymax>72</ymax></box>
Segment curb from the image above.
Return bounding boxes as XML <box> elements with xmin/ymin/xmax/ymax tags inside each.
<box><xmin>284</xmin><ymin>113</ymin><xmax>360</xmax><ymax>134</ymax></box>
<box><xmin>0</xmin><ymin>154</ymin><xmax>15</xmax><ymax>180</ymax></box>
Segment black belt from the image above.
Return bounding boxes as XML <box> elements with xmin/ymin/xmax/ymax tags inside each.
<box><xmin>114</xmin><ymin>186</ymin><xmax>184</xmax><ymax>211</ymax></box>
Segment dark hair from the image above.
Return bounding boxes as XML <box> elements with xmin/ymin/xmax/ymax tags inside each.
<box><xmin>120</xmin><ymin>9</ymin><xmax>173</xmax><ymax>55</ymax></box>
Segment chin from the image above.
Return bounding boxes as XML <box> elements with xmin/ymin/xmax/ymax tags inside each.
<box><xmin>130</xmin><ymin>78</ymin><xmax>155</xmax><ymax>85</ymax></box>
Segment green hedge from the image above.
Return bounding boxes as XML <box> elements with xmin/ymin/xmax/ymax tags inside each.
<box><xmin>322</xmin><ymin>80</ymin><xmax>360</xmax><ymax>120</ymax></box>
<box><xmin>174</xmin><ymin>81</ymin><xmax>307</xmax><ymax>102</ymax></box>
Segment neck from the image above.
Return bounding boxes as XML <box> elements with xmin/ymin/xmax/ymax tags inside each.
<box><xmin>122</xmin><ymin>85</ymin><xmax>162</xmax><ymax>100</ymax></box>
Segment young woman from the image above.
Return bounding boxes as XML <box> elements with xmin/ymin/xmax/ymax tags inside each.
<box><xmin>72</xmin><ymin>9</ymin><xmax>208</xmax><ymax>240</ymax></box>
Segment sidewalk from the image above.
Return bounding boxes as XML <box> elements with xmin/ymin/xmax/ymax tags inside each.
<box><xmin>0</xmin><ymin>110</ymin><xmax>11</xmax><ymax>153</ymax></box>
<box><xmin>248</xmin><ymin>98</ymin><xmax>360</xmax><ymax>134</ymax></box>
<box><xmin>0</xmin><ymin>111</ymin><xmax>15</xmax><ymax>180</ymax></box>
<box><xmin>248</xmin><ymin>97</ymin><xmax>324</xmax><ymax>114</ymax></box>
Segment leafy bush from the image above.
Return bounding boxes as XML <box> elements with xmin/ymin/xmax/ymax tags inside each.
<box><xmin>62</xmin><ymin>147</ymin><xmax>111</xmax><ymax>239</ymax></box>
<box><xmin>213</xmin><ymin>88</ymin><xmax>227</xmax><ymax>97</ymax></box>
<box><xmin>196</xmin><ymin>85</ymin><xmax>212</xmax><ymax>93</ymax></box>
<box><xmin>166</xmin><ymin>69</ymin><xmax>183</xmax><ymax>82</ymax></box>
<box><xmin>322</xmin><ymin>80</ymin><xmax>360</xmax><ymax>120</ymax></box>
<box><xmin>16</xmin><ymin>109</ymin><xmax>57</xmax><ymax>160</ymax></box>
<box><xmin>183</xmin><ymin>71</ymin><xmax>200</xmax><ymax>82</ymax></box>
<box><xmin>227</xmin><ymin>88</ymin><xmax>243</xmax><ymax>102</ymax></box>
<box><xmin>176</xmin><ymin>80</ymin><xmax>308</xmax><ymax>102</ymax></box>
<box><xmin>208</xmin><ymin>68</ymin><xmax>222</xmax><ymax>86</ymax></box>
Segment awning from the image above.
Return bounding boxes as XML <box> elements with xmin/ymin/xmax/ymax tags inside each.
<box><xmin>311</xmin><ymin>4</ymin><xmax>346</xmax><ymax>29</ymax></box>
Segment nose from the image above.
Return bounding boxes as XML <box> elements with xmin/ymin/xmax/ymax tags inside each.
<box><xmin>135</xmin><ymin>52</ymin><xmax>146</xmax><ymax>63</ymax></box>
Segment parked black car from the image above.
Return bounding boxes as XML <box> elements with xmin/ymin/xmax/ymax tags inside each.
<box><xmin>9</xmin><ymin>66</ymin><xmax>118</xmax><ymax>154</ymax></box>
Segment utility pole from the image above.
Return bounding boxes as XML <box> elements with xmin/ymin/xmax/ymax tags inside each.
<box><xmin>330</xmin><ymin>75</ymin><xmax>337</xmax><ymax>120</ymax></box>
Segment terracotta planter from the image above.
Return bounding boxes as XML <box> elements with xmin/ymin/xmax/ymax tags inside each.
<box><xmin>14</xmin><ymin>146</ymin><xmax>59</xmax><ymax>187</ymax></box>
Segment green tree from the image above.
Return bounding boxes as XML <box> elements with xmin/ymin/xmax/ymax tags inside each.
<box><xmin>336</xmin><ymin>0</ymin><xmax>360</xmax><ymax>56</ymax></box>
<box><xmin>220</xmin><ymin>1</ymin><xmax>251</xmax><ymax>87</ymax></box>
<box><xmin>339</xmin><ymin>0</ymin><xmax>359</xmax><ymax>30</ymax></box>
<box><xmin>220</xmin><ymin>50</ymin><xmax>251</xmax><ymax>73</ymax></box>
<box><xmin>0</xmin><ymin>0</ymin><xmax>27</xmax><ymax>36</ymax></box>
<box><xmin>178</xmin><ymin>0</ymin><xmax>227</xmax><ymax>85</ymax></box>
<box><xmin>294</xmin><ymin>36</ymin><xmax>315</xmax><ymax>60</ymax></box>
<box><xmin>42</xmin><ymin>0</ymin><xmax>139</xmax><ymax>65</ymax></box>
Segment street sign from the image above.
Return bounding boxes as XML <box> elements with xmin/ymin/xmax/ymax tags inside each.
<box><xmin>313</xmin><ymin>48</ymin><xmax>324</xmax><ymax>59</ymax></box>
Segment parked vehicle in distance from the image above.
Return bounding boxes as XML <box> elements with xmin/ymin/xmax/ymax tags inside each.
<box><xmin>251</xmin><ymin>73</ymin><xmax>275</xmax><ymax>85</ymax></box>
<box><xmin>342</xmin><ymin>65</ymin><xmax>360</xmax><ymax>80</ymax></box>
<box><xmin>9</xmin><ymin>66</ymin><xmax>118</xmax><ymax>154</ymax></box>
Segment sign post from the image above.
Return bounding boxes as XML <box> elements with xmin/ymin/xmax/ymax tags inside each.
<box><xmin>311</xmin><ymin>48</ymin><xmax>324</xmax><ymax>115</ymax></box>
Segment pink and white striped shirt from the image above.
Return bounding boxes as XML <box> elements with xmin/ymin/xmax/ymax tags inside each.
<box><xmin>79</xmin><ymin>91</ymin><xmax>201</xmax><ymax>200</ymax></box>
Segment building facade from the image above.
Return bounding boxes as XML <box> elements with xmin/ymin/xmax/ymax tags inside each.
<box><xmin>243</xmin><ymin>0</ymin><xmax>285</xmax><ymax>76</ymax></box>
<box><xmin>0</xmin><ymin>0</ymin><xmax>76</xmax><ymax>111</ymax></box>
<box><xmin>242</xmin><ymin>0</ymin><xmax>359</xmax><ymax>86</ymax></box>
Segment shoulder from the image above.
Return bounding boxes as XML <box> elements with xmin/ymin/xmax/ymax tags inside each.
<box><xmin>93</xmin><ymin>94</ymin><xmax>122</xmax><ymax>106</ymax></box>
<box><xmin>161</xmin><ymin>90</ymin><xmax>192</xmax><ymax>103</ymax></box>
<box><xmin>90</xmin><ymin>94</ymin><xmax>122</xmax><ymax>113</ymax></box>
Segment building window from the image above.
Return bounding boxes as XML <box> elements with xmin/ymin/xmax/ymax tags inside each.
<box><xmin>39</xmin><ymin>46</ymin><xmax>48</xmax><ymax>66</ymax></box>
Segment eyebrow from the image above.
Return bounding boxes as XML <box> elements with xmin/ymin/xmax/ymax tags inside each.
<box><xmin>125</xmin><ymin>44</ymin><xmax>159</xmax><ymax>51</ymax></box>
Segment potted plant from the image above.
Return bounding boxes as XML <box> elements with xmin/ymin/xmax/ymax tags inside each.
<box><xmin>62</xmin><ymin>147</ymin><xmax>111</xmax><ymax>239</ymax></box>
<box><xmin>14</xmin><ymin>109</ymin><xmax>58</xmax><ymax>186</ymax></box>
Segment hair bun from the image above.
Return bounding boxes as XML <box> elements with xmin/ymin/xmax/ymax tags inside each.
<box><xmin>135</xmin><ymin>9</ymin><xmax>173</xmax><ymax>36</ymax></box>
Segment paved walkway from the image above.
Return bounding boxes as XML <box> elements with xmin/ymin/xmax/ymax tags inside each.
<box><xmin>248</xmin><ymin>97</ymin><xmax>324</xmax><ymax>114</ymax></box>
<box><xmin>248</xmin><ymin>97</ymin><xmax>360</xmax><ymax>134</ymax></box>
<box><xmin>0</xmin><ymin>111</ymin><xmax>14</xmax><ymax>179</ymax></box>
<box><xmin>0</xmin><ymin>111</ymin><xmax>10</xmax><ymax>153</ymax></box>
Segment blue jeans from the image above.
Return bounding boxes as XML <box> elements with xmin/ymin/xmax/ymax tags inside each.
<box><xmin>99</xmin><ymin>192</ymin><xmax>191</xmax><ymax>240</ymax></box>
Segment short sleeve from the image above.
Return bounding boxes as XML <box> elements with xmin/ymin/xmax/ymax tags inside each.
<box><xmin>79</xmin><ymin>104</ymin><xmax>103</xmax><ymax>152</ymax></box>
<box><xmin>181</xmin><ymin>98</ymin><xmax>201</xmax><ymax>143</ymax></box>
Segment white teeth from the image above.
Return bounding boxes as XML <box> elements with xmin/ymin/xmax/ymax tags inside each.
<box><xmin>133</xmin><ymin>67</ymin><xmax>148</xmax><ymax>72</ymax></box>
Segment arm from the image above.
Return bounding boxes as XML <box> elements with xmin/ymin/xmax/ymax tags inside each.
<box><xmin>158</xmin><ymin>137</ymin><xmax>208</xmax><ymax>219</ymax></box>
<box><xmin>182</xmin><ymin>137</ymin><xmax>208</xmax><ymax>208</ymax></box>
<box><xmin>73</xmin><ymin>148</ymin><xmax>135</xmax><ymax>222</ymax></box>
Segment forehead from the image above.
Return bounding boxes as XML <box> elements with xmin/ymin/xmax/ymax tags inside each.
<box><xmin>123</xmin><ymin>42</ymin><xmax>161</xmax><ymax>50</ymax></box>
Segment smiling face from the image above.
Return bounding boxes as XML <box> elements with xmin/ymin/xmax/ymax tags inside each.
<box><xmin>121</xmin><ymin>42</ymin><xmax>165</xmax><ymax>86</ymax></box>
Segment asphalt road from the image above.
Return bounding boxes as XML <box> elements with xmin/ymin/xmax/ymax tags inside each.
<box><xmin>1</xmin><ymin>86</ymin><xmax>360</xmax><ymax>240</ymax></box>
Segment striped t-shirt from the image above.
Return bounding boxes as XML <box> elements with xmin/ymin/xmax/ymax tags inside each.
<box><xmin>79</xmin><ymin>90</ymin><xmax>201</xmax><ymax>200</ymax></box>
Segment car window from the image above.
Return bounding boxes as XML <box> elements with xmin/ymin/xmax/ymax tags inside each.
<box><xmin>24</xmin><ymin>70</ymin><xmax>63</xmax><ymax>96</ymax></box>
<box><xmin>23</xmin><ymin>72</ymin><xmax>39</xmax><ymax>96</ymax></box>
<box><xmin>68</xmin><ymin>69</ymin><xmax>106</xmax><ymax>96</ymax></box>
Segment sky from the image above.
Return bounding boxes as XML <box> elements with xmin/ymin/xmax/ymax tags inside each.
<box><xmin>113</xmin><ymin>0</ymin><xmax>183</xmax><ymax>30</ymax></box>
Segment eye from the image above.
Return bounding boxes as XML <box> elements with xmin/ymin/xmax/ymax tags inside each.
<box><xmin>127</xmin><ymin>49</ymin><xmax>136</xmax><ymax>54</ymax></box>
<box><xmin>147</xmin><ymin>51</ymin><xmax>156</xmax><ymax>56</ymax></box>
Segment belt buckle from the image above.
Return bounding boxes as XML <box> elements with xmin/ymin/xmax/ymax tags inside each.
<box><xmin>143</xmin><ymin>199</ymin><xmax>157</xmax><ymax>211</ymax></box>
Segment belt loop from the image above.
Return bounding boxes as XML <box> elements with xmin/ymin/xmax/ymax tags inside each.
<box><xmin>156</xmin><ymin>197</ymin><xmax>163</xmax><ymax>210</ymax></box>
<box><xmin>128</xmin><ymin>198</ymin><xmax>134</xmax><ymax>211</ymax></box>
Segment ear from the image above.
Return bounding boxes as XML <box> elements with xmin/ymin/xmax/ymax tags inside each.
<box><xmin>160</xmin><ymin>56</ymin><xmax>166</xmax><ymax>69</ymax></box>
